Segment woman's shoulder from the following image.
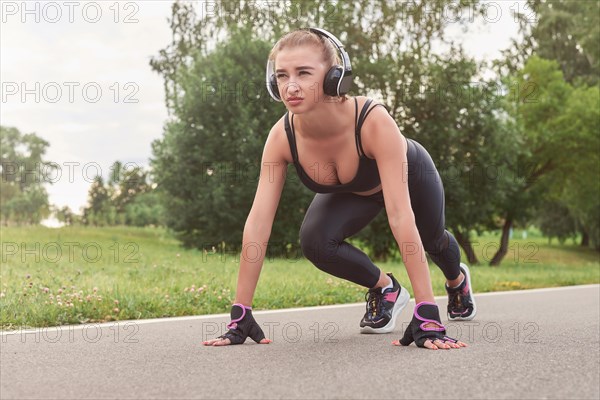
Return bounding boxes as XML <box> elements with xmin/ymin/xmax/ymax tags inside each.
<box><xmin>351</xmin><ymin>95</ymin><xmax>388</xmax><ymax>112</ymax></box>
<box><xmin>265</xmin><ymin>114</ymin><xmax>293</xmax><ymax>164</ymax></box>
<box><xmin>269</xmin><ymin>113</ymin><xmax>290</xmax><ymax>137</ymax></box>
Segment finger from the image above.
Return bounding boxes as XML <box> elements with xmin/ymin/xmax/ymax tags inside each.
<box><xmin>444</xmin><ymin>339</ymin><xmax>468</xmax><ymax>348</ymax></box>
<box><xmin>424</xmin><ymin>339</ymin><xmax>438</xmax><ymax>350</ymax></box>
<box><xmin>202</xmin><ymin>339</ymin><xmax>221</xmax><ymax>346</ymax></box>
<box><xmin>431</xmin><ymin>339</ymin><xmax>451</xmax><ymax>349</ymax></box>
<box><xmin>212</xmin><ymin>338</ymin><xmax>231</xmax><ymax>346</ymax></box>
<box><xmin>259</xmin><ymin>338</ymin><xmax>272</xmax><ymax>344</ymax></box>
<box><xmin>399</xmin><ymin>328</ymin><xmax>414</xmax><ymax>346</ymax></box>
<box><xmin>391</xmin><ymin>340</ymin><xmax>401</xmax><ymax>346</ymax></box>
<box><xmin>248</xmin><ymin>324</ymin><xmax>267</xmax><ymax>344</ymax></box>
<box><xmin>442</xmin><ymin>336</ymin><xmax>467</xmax><ymax>347</ymax></box>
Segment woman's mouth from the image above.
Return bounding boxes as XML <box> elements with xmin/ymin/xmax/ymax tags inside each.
<box><xmin>286</xmin><ymin>97</ymin><xmax>303</xmax><ymax>106</ymax></box>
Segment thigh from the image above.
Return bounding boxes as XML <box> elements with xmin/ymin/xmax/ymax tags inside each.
<box><xmin>407</xmin><ymin>140</ymin><xmax>446</xmax><ymax>244</ymax></box>
<box><xmin>300</xmin><ymin>192</ymin><xmax>384</xmax><ymax>240</ymax></box>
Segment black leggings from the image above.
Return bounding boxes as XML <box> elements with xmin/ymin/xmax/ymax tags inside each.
<box><xmin>299</xmin><ymin>138</ymin><xmax>461</xmax><ymax>288</ymax></box>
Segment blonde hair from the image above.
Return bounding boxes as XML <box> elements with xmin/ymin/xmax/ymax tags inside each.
<box><xmin>268</xmin><ymin>29</ymin><xmax>348</xmax><ymax>100</ymax></box>
<box><xmin>269</xmin><ymin>29</ymin><xmax>340</xmax><ymax>67</ymax></box>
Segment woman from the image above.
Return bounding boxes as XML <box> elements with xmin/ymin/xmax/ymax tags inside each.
<box><xmin>203</xmin><ymin>28</ymin><xmax>476</xmax><ymax>350</ymax></box>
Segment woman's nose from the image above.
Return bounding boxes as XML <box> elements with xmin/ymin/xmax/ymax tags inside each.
<box><xmin>284</xmin><ymin>82</ymin><xmax>301</xmax><ymax>96</ymax></box>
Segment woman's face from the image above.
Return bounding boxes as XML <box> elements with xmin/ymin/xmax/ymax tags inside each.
<box><xmin>274</xmin><ymin>44</ymin><xmax>328</xmax><ymax>112</ymax></box>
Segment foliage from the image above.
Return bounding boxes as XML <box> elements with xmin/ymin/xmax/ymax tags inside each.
<box><xmin>0</xmin><ymin>126</ymin><xmax>53</xmax><ymax>225</ymax></box>
<box><xmin>81</xmin><ymin>162</ymin><xmax>163</xmax><ymax>227</ymax></box>
<box><xmin>499</xmin><ymin>0</ymin><xmax>599</xmax><ymax>85</ymax></box>
<box><xmin>505</xmin><ymin>56</ymin><xmax>600</xmax><ymax>250</ymax></box>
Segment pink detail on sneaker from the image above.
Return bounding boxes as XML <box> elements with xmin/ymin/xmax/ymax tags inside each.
<box><xmin>462</xmin><ymin>283</ymin><xmax>470</xmax><ymax>295</ymax></box>
<box><xmin>384</xmin><ymin>290</ymin><xmax>399</xmax><ymax>303</ymax></box>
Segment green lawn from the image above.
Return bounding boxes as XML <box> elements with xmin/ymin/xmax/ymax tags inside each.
<box><xmin>1</xmin><ymin>225</ymin><xmax>598</xmax><ymax>330</ymax></box>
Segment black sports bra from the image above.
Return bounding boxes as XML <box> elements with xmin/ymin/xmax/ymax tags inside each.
<box><xmin>284</xmin><ymin>98</ymin><xmax>385</xmax><ymax>194</ymax></box>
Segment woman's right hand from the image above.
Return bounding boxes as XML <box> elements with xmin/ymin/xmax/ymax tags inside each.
<box><xmin>392</xmin><ymin>301</ymin><xmax>467</xmax><ymax>350</ymax></box>
<box><xmin>202</xmin><ymin>303</ymin><xmax>272</xmax><ymax>346</ymax></box>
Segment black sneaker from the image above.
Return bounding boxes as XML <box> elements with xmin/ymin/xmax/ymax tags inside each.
<box><xmin>446</xmin><ymin>263</ymin><xmax>476</xmax><ymax>321</ymax></box>
<box><xmin>360</xmin><ymin>273</ymin><xmax>410</xmax><ymax>334</ymax></box>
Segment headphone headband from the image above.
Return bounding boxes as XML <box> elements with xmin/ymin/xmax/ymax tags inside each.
<box><xmin>265</xmin><ymin>27</ymin><xmax>353</xmax><ymax>102</ymax></box>
<box><xmin>308</xmin><ymin>27</ymin><xmax>352</xmax><ymax>94</ymax></box>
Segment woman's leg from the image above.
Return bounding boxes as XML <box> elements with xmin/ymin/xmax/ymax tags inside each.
<box><xmin>299</xmin><ymin>192</ymin><xmax>384</xmax><ymax>288</ymax></box>
<box><xmin>406</xmin><ymin>139</ymin><xmax>462</xmax><ymax>281</ymax></box>
<box><xmin>406</xmin><ymin>139</ymin><xmax>476</xmax><ymax>319</ymax></box>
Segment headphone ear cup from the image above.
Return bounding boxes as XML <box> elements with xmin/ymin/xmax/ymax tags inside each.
<box><xmin>323</xmin><ymin>66</ymin><xmax>343</xmax><ymax>97</ymax></box>
<box><xmin>269</xmin><ymin>73</ymin><xmax>280</xmax><ymax>101</ymax></box>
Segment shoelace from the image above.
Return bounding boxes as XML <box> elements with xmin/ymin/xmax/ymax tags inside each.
<box><xmin>449</xmin><ymin>291</ymin><xmax>465</xmax><ymax>312</ymax></box>
<box><xmin>365</xmin><ymin>289</ymin><xmax>384</xmax><ymax>318</ymax></box>
<box><xmin>449</xmin><ymin>283</ymin><xmax>474</xmax><ymax>313</ymax></box>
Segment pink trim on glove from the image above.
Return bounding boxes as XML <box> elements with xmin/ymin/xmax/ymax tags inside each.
<box><xmin>414</xmin><ymin>301</ymin><xmax>445</xmax><ymax>332</ymax></box>
<box><xmin>226</xmin><ymin>303</ymin><xmax>252</xmax><ymax>330</ymax></box>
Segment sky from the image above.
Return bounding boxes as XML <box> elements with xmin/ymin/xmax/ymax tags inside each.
<box><xmin>0</xmin><ymin>0</ymin><xmax>525</xmax><ymax>219</ymax></box>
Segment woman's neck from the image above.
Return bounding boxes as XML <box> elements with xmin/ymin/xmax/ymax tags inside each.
<box><xmin>293</xmin><ymin>96</ymin><xmax>354</xmax><ymax>140</ymax></box>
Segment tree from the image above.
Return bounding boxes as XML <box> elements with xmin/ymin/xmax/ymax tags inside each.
<box><xmin>493</xmin><ymin>0</ymin><xmax>600</xmax><ymax>258</ymax></box>
<box><xmin>0</xmin><ymin>126</ymin><xmax>54</xmax><ymax>225</ymax></box>
<box><xmin>124</xmin><ymin>191</ymin><xmax>165</xmax><ymax>227</ymax></box>
<box><xmin>534</xmin><ymin>200</ymin><xmax>578</xmax><ymax>244</ymax></box>
<box><xmin>548</xmin><ymin>84</ymin><xmax>600</xmax><ymax>249</ymax></box>
<box><xmin>81</xmin><ymin>162</ymin><xmax>163</xmax><ymax>227</ymax></box>
<box><xmin>52</xmin><ymin>205</ymin><xmax>76</xmax><ymax>226</ymax></box>
<box><xmin>488</xmin><ymin>56</ymin><xmax>571</xmax><ymax>265</ymax></box>
<box><xmin>402</xmin><ymin>49</ymin><xmax>521</xmax><ymax>264</ymax></box>
<box><xmin>109</xmin><ymin>161</ymin><xmax>152</xmax><ymax>213</ymax></box>
<box><xmin>82</xmin><ymin>176</ymin><xmax>109</xmax><ymax>226</ymax></box>
<box><xmin>490</xmin><ymin>56</ymin><xmax>600</xmax><ymax>263</ymax></box>
<box><xmin>497</xmin><ymin>0</ymin><xmax>599</xmax><ymax>86</ymax></box>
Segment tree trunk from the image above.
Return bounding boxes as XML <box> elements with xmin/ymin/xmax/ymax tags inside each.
<box><xmin>453</xmin><ymin>228</ymin><xmax>479</xmax><ymax>265</ymax></box>
<box><xmin>490</xmin><ymin>214</ymin><xmax>513</xmax><ymax>266</ymax></box>
<box><xmin>580</xmin><ymin>229</ymin><xmax>589</xmax><ymax>247</ymax></box>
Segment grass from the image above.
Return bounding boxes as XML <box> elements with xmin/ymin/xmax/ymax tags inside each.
<box><xmin>1</xmin><ymin>225</ymin><xmax>598</xmax><ymax>330</ymax></box>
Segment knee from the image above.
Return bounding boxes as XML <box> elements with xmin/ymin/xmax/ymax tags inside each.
<box><xmin>299</xmin><ymin>224</ymin><xmax>338</xmax><ymax>262</ymax></box>
<box><xmin>424</xmin><ymin>231</ymin><xmax>460</xmax><ymax>262</ymax></box>
<box><xmin>423</xmin><ymin>231</ymin><xmax>449</xmax><ymax>255</ymax></box>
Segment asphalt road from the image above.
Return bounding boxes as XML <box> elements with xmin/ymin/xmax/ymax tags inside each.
<box><xmin>1</xmin><ymin>285</ymin><xmax>599</xmax><ymax>399</ymax></box>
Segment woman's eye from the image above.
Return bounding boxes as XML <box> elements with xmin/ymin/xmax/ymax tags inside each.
<box><xmin>299</xmin><ymin>71</ymin><xmax>310</xmax><ymax>75</ymax></box>
<box><xmin>276</xmin><ymin>74</ymin><xmax>286</xmax><ymax>79</ymax></box>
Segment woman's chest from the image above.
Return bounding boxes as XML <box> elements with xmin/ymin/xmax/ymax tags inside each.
<box><xmin>295</xmin><ymin>133</ymin><xmax>362</xmax><ymax>186</ymax></box>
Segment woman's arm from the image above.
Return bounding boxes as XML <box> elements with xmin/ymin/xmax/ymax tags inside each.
<box><xmin>362</xmin><ymin>107</ymin><xmax>436</xmax><ymax>304</ymax></box>
<box><xmin>203</xmin><ymin>123</ymin><xmax>288</xmax><ymax>346</ymax></box>
<box><xmin>234</xmin><ymin>123</ymin><xmax>289</xmax><ymax>306</ymax></box>
<box><xmin>365</xmin><ymin>106</ymin><xmax>467</xmax><ymax>350</ymax></box>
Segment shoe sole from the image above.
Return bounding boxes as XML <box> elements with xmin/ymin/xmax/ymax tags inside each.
<box><xmin>360</xmin><ymin>285</ymin><xmax>410</xmax><ymax>334</ymax></box>
<box><xmin>448</xmin><ymin>262</ymin><xmax>477</xmax><ymax>321</ymax></box>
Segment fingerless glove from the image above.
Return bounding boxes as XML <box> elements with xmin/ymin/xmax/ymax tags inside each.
<box><xmin>217</xmin><ymin>303</ymin><xmax>266</xmax><ymax>345</ymax></box>
<box><xmin>399</xmin><ymin>302</ymin><xmax>458</xmax><ymax>348</ymax></box>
